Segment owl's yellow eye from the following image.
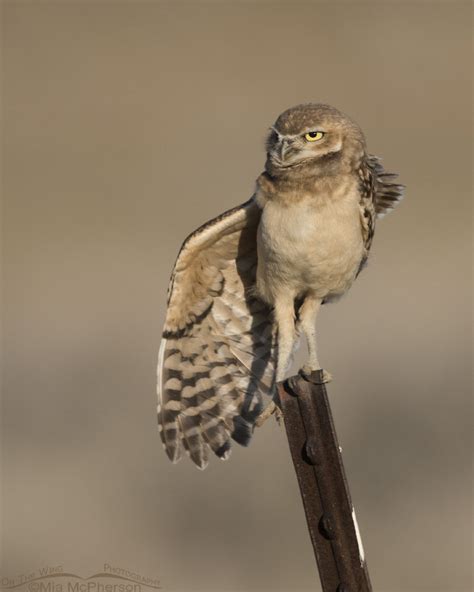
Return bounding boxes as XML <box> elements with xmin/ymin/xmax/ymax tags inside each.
<box><xmin>304</xmin><ymin>131</ymin><xmax>324</xmax><ymax>142</ymax></box>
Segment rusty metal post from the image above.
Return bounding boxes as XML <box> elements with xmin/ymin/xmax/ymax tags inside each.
<box><xmin>278</xmin><ymin>369</ymin><xmax>373</xmax><ymax>592</ymax></box>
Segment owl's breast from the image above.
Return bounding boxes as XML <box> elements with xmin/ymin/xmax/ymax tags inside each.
<box><xmin>256</xmin><ymin>186</ymin><xmax>365</xmax><ymax>303</ymax></box>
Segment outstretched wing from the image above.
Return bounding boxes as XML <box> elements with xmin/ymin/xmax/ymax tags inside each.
<box><xmin>358</xmin><ymin>154</ymin><xmax>405</xmax><ymax>253</ymax></box>
<box><xmin>157</xmin><ymin>198</ymin><xmax>277</xmax><ymax>469</ymax></box>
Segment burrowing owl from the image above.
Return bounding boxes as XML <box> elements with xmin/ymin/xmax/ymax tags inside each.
<box><xmin>157</xmin><ymin>103</ymin><xmax>404</xmax><ymax>469</ymax></box>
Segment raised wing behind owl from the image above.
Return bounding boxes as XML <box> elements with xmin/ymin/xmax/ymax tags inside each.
<box><xmin>358</xmin><ymin>154</ymin><xmax>405</xmax><ymax>254</ymax></box>
<box><xmin>157</xmin><ymin>198</ymin><xmax>277</xmax><ymax>469</ymax></box>
<box><xmin>367</xmin><ymin>154</ymin><xmax>404</xmax><ymax>218</ymax></box>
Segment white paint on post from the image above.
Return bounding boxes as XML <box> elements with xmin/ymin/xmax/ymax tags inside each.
<box><xmin>351</xmin><ymin>506</ymin><xmax>365</xmax><ymax>566</ymax></box>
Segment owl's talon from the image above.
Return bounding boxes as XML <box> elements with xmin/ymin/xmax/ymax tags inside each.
<box><xmin>321</xmin><ymin>370</ymin><xmax>332</xmax><ymax>383</ymax></box>
<box><xmin>255</xmin><ymin>401</ymin><xmax>282</xmax><ymax>427</ymax></box>
<box><xmin>300</xmin><ymin>366</ymin><xmax>333</xmax><ymax>384</ymax></box>
<box><xmin>274</xmin><ymin>406</ymin><xmax>283</xmax><ymax>426</ymax></box>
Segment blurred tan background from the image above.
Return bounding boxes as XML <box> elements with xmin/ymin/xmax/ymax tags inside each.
<box><xmin>1</xmin><ymin>1</ymin><xmax>472</xmax><ymax>591</ymax></box>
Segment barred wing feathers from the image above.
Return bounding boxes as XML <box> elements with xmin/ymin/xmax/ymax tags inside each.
<box><xmin>358</xmin><ymin>154</ymin><xmax>404</xmax><ymax>254</ymax></box>
<box><xmin>157</xmin><ymin>198</ymin><xmax>277</xmax><ymax>469</ymax></box>
<box><xmin>367</xmin><ymin>154</ymin><xmax>405</xmax><ymax>218</ymax></box>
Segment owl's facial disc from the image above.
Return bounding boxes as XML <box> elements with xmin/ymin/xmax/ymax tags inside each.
<box><xmin>265</xmin><ymin>104</ymin><xmax>366</xmax><ymax>175</ymax></box>
<box><xmin>267</xmin><ymin>126</ymin><xmax>343</xmax><ymax>169</ymax></box>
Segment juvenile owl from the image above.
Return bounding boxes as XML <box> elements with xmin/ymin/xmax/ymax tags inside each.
<box><xmin>157</xmin><ymin>103</ymin><xmax>404</xmax><ymax>469</ymax></box>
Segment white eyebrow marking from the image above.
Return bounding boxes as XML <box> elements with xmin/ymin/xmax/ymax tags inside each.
<box><xmin>270</xmin><ymin>126</ymin><xmax>283</xmax><ymax>139</ymax></box>
<box><xmin>271</xmin><ymin>126</ymin><xmax>326</xmax><ymax>140</ymax></box>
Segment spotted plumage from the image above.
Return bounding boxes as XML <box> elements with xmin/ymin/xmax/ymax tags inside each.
<box><xmin>157</xmin><ymin>103</ymin><xmax>404</xmax><ymax>468</ymax></box>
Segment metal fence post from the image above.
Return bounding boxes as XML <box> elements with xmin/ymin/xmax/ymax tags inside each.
<box><xmin>278</xmin><ymin>369</ymin><xmax>373</xmax><ymax>591</ymax></box>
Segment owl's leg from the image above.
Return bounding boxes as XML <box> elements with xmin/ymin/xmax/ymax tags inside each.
<box><xmin>274</xmin><ymin>293</ymin><xmax>298</xmax><ymax>383</ymax></box>
<box><xmin>255</xmin><ymin>293</ymin><xmax>296</xmax><ymax>428</ymax></box>
<box><xmin>298</xmin><ymin>295</ymin><xmax>332</xmax><ymax>382</ymax></box>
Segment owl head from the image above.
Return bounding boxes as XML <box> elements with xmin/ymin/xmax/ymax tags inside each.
<box><xmin>265</xmin><ymin>103</ymin><xmax>366</xmax><ymax>176</ymax></box>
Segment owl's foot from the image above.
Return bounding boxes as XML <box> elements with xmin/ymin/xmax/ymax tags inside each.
<box><xmin>255</xmin><ymin>401</ymin><xmax>283</xmax><ymax>427</ymax></box>
<box><xmin>274</xmin><ymin>405</ymin><xmax>283</xmax><ymax>426</ymax></box>
<box><xmin>300</xmin><ymin>365</ymin><xmax>333</xmax><ymax>384</ymax></box>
